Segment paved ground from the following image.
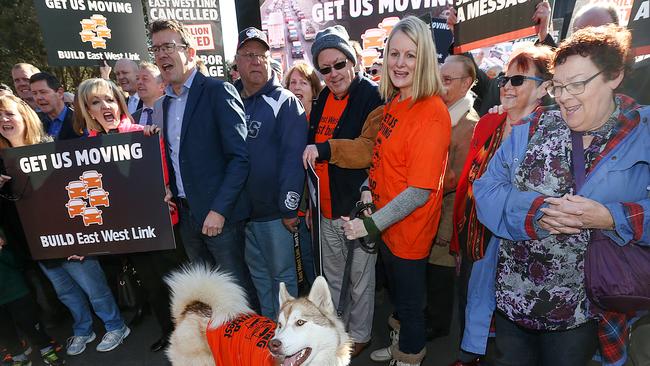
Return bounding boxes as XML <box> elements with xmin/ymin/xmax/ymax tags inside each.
<box><xmin>33</xmin><ymin>288</ymin><xmax>460</xmax><ymax>366</ymax></box>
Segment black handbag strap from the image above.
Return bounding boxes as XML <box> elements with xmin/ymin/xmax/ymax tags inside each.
<box><xmin>571</xmin><ymin>131</ymin><xmax>586</xmax><ymax>192</ymax></box>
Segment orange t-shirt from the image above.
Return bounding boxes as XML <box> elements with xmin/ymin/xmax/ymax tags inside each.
<box><xmin>314</xmin><ymin>93</ymin><xmax>349</xmax><ymax>219</ymax></box>
<box><xmin>368</xmin><ymin>94</ymin><xmax>451</xmax><ymax>259</ymax></box>
<box><xmin>206</xmin><ymin>313</ymin><xmax>277</xmax><ymax>366</ymax></box>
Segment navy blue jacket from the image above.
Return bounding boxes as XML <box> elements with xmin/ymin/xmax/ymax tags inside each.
<box><xmin>236</xmin><ymin>75</ymin><xmax>307</xmax><ymax>221</ymax></box>
<box><xmin>160</xmin><ymin>72</ymin><xmax>250</xmax><ymax>223</ymax></box>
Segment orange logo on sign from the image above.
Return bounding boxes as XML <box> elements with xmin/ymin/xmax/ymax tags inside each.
<box><xmin>66</xmin><ymin>170</ymin><xmax>109</xmax><ymax>226</ymax></box>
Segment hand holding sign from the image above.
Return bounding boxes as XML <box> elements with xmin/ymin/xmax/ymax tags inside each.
<box><xmin>0</xmin><ymin>174</ymin><xmax>11</xmax><ymax>189</ymax></box>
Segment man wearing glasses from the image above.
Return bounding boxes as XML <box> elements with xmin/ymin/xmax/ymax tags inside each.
<box><xmin>302</xmin><ymin>25</ymin><xmax>383</xmax><ymax>358</ymax></box>
<box><xmin>232</xmin><ymin>27</ymin><xmax>307</xmax><ymax>320</ymax></box>
<box><xmin>149</xmin><ymin>19</ymin><xmax>258</xmax><ymax>310</ymax></box>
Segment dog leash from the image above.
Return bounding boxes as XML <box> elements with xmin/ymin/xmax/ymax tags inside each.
<box><xmin>292</xmin><ymin>230</ymin><xmax>309</xmax><ymax>296</ymax></box>
<box><xmin>337</xmin><ymin>202</ymin><xmax>377</xmax><ymax>318</ymax></box>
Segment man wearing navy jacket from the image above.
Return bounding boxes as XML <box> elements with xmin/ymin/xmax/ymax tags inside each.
<box><xmin>150</xmin><ymin>19</ymin><xmax>257</xmax><ymax>308</ymax></box>
<box><xmin>234</xmin><ymin>27</ymin><xmax>307</xmax><ymax>319</ymax></box>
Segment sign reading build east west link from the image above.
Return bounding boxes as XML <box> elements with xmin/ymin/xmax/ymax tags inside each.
<box><xmin>33</xmin><ymin>0</ymin><xmax>149</xmax><ymax>66</ymax></box>
<box><xmin>0</xmin><ymin>132</ymin><xmax>175</xmax><ymax>260</ymax></box>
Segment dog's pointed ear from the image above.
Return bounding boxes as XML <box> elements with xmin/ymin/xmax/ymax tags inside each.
<box><xmin>279</xmin><ymin>282</ymin><xmax>295</xmax><ymax>308</ymax></box>
<box><xmin>308</xmin><ymin>276</ymin><xmax>335</xmax><ymax>314</ymax></box>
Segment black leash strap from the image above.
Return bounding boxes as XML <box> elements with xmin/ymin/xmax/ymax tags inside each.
<box><xmin>293</xmin><ymin>230</ymin><xmax>309</xmax><ymax>296</ymax></box>
<box><xmin>337</xmin><ymin>202</ymin><xmax>377</xmax><ymax>317</ymax></box>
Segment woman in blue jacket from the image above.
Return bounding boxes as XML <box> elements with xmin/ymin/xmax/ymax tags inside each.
<box><xmin>473</xmin><ymin>25</ymin><xmax>649</xmax><ymax>366</ymax></box>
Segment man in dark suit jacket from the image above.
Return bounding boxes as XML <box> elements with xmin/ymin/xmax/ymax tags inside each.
<box><xmin>29</xmin><ymin>73</ymin><xmax>79</xmax><ymax>140</ymax></box>
<box><xmin>149</xmin><ymin>19</ymin><xmax>257</xmax><ymax>309</ymax></box>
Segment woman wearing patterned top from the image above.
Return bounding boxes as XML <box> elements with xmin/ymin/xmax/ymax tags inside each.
<box><xmin>450</xmin><ymin>45</ymin><xmax>554</xmax><ymax>365</ymax></box>
<box><xmin>473</xmin><ymin>25</ymin><xmax>650</xmax><ymax>366</ymax></box>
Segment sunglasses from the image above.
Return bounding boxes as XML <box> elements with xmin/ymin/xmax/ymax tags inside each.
<box><xmin>319</xmin><ymin>59</ymin><xmax>347</xmax><ymax>75</ymax></box>
<box><xmin>369</xmin><ymin>68</ymin><xmax>380</xmax><ymax>75</ymax></box>
<box><xmin>497</xmin><ymin>74</ymin><xmax>545</xmax><ymax>88</ymax></box>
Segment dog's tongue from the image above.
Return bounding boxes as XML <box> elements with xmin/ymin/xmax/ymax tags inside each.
<box><xmin>281</xmin><ymin>348</ymin><xmax>311</xmax><ymax>366</ymax></box>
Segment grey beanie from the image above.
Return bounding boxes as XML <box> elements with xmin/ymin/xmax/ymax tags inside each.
<box><xmin>311</xmin><ymin>25</ymin><xmax>357</xmax><ymax>69</ymax></box>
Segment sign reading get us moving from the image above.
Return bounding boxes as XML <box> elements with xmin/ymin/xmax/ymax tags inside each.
<box><xmin>629</xmin><ymin>0</ymin><xmax>650</xmax><ymax>55</ymax></box>
<box><xmin>453</xmin><ymin>0</ymin><xmax>543</xmax><ymax>53</ymax></box>
<box><xmin>145</xmin><ymin>0</ymin><xmax>226</xmax><ymax>79</ymax></box>
<box><xmin>33</xmin><ymin>0</ymin><xmax>149</xmax><ymax>66</ymax></box>
<box><xmin>0</xmin><ymin>133</ymin><xmax>175</xmax><ymax>260</ymax></box>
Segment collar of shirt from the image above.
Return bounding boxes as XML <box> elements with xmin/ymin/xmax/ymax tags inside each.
<box><xmin>52</xmin><ymin>105</ymin><xmax>68</xmax><ymax>123</ymax></box>
<box><xmin>165</xmin><ymin>68</ymin><xmax>198</xmax><ymax>99</ymax></box>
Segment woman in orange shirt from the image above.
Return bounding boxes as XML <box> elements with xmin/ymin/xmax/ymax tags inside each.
<box><xmin>343</xmin><ymin>16</ymin><xmax>451</xmax><ymax>366</ymax></box>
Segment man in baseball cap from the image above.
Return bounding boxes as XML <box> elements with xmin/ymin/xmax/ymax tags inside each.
<box><xmin>234</xmin><ymin>26</ymin><xmax>308</xmax><ymax>320</ymax></box>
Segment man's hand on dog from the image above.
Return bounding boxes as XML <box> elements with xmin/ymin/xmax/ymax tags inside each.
<box><xmin>203</xmin><ymin>210</ymin><xmax>225</xmax><ymax>237</ymax></box>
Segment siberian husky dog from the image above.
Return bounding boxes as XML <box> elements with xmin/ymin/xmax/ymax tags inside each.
<box><xmin>165</xmin><ymin>264</ymin><xmax>351</xmax><ymax>366</ymax></box>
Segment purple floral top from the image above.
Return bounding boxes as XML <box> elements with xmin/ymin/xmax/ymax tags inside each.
<box><xmin>496</xmin><ymin>103</ymin><xmax>620</xmax><ymax>331</ymax></box>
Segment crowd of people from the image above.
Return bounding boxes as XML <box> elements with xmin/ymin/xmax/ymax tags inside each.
<box><xmin>1</xmin><ymin>2</ymin><xmax>649</xmax><ymax>366</ymax></box>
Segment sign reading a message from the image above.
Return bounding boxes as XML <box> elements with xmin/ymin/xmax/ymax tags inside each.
<box><xmin>33</xmin><ymin>0</ymin><xmax>149</xmax><ymax>66</ymax></box>
<box><xmin>0</xmin><ymin>133</ymin><xmax>175</xmax><ymax>260</ymax></box>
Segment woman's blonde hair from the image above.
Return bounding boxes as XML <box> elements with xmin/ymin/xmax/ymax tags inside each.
<box><xmin>379</xmin><ymin>16</ymin><xmax>443</xmax><ymax>102</ymax></box>
<box><xmin>76</xmin><ymin>78</ymin><xmax>131</xmax><ymax>133</ymax></box>
<box><xmin>0</xmin><ymin>95</ymin><xmax>50</xmax><ymax>148</ymax></box>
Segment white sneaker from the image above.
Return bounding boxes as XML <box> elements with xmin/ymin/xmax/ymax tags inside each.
<box><xmin>370</xmin><ymin>346</ymin><xmax>392</xmax><ymax>362</ymax></box>
<box><xmin>66</xmin><ymin>332</ymin><xmax>96</xmax><ymax>356</ymax></box>
<box><xmin>96</xmin><ymin>326</ymin><xmax>130</xmax><ymax>352</ymax></box>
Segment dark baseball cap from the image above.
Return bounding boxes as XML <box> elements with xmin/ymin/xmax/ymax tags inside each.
<box><xmin>237</xmin><ymin>27</ymin><xmax>269</xmax><ymax>50</ymax></box>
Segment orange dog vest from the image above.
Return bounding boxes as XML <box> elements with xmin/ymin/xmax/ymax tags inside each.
<box><xmin>206</xmin><ymin>313</ymin><xmax>277</xmax><ymax>366</ymax></box>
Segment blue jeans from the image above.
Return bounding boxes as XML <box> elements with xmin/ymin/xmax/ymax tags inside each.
<box><xmin>39</xmin><ymin>258</ymin><xmax>124</xmax><ymax>336</ymax></box>
<box><xmin>178</xmin><ymin>206</ymin><xmax>258</xmax><ymax>311</ymax></box>
<box><xmin>245</xmin><ymin>219</ymin><xmax>298</xmax><ymax>319</ymax></box>
<box><xmin>379</xmin><ymin>241</ymin><xmax>427</xmax><ymax>354</ymax></box>
<box><xmin>494</xmin><ymin>312</ymin><xmax>598</xmax><ymax>366</ymax></box>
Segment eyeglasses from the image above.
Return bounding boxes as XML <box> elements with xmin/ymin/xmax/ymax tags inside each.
<box><xmin>148</xmin><ymin>41</ymin><xmax>188</xmax><ymax>55</ymax></box>
<box><xmin>442</xmin><ymin>75</ymin><xmax>469</xmax><ymax>84</ymax></box>
<box><xmin>497</xmin><ymin>74</ymin><xmax>545</xmax><ymax>88</ymax></box>
<box><xmin>319</xmin><ymin>60</ymin><xmax>347</xmax><ymax>75</ymax></box>
<box><xmin>231</xmin><ymin>64</ymin><xmax>238</xmax><ymax>72</ymax></box>
<box><xmin>237</xmin><ymin>52</ymin><xmax>269</xmax><ymax>62</ymax></box>
<box><xmin>546</xmin><ymin>71</ymin><xmax>603</xmax><ymax>98</ymax></box>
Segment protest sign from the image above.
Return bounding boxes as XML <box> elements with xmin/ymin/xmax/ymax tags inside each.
<box><xmin>306</xmin><ymin>162</ymin><xmax>322</xmax><ymax>277</ymax></box>
<box><xmin>33</xmin><ymin>0</ymin><xmax>149</xmax><ymax>66</ymax></box>
<box><xmin>146</xmin><ymin>0</ymin><xmax>226</xmax><ymax>79</ymax></box>
<box><xmin>629</xmin><ymin>0</ymin><xmax>650</xmax><ymax>55</ymax></box>
<box><xmin>259</xmin><ymin>0</ymin><xmax>450</xmax><ymax>72</ymax></box>
<box><xmin>0</xmin><ymin>132</ymin><xmax>175</xmax><ymax>260</ymax></box>
<box><xmin>453</xmin><ymin>0</ymin><xmax>543</xmax><ymax>53</ymax></box>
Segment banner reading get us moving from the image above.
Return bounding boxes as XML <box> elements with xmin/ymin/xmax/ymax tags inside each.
<box><xmin>629</xmin><ymin>0</ymin><xmax>650</xmax><ymax>55</ymax></box>
<box><xmin>145</xmin><ymin>0</ymin><xmax>226</xmax><ymax>79</ymax></box>
<box><xmin>0</xmin><ymin>133</ymin><xmax>175</xmax><ymax>260</ymax></box>
<box><xmin>33</xmin><ymin>0</ymin><xmax>149</xmax><ymax>66</ymax></box>
<box><xmin>453</xmin><ymin>0</ymin><xmax>542</xmax><ymax>53</ymax></box>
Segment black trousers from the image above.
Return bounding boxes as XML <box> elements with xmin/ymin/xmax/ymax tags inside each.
<box><xmin>128</xmin><ymin>249</ymin><xmax>182</xmax><ymax>335</ymax></box>
<box><xmin>426</xmin><ymin>263</ymin><xmax>456</xmax><ymax>337</ymax></box>
<box><xmin>0</xmin><ymin>294</ymin><xmax>51</xmax><ymax>354</ymax></box>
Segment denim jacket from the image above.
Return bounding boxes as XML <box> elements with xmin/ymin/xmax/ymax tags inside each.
<box><xmin>462</xmin><ymin>104</ymin><xmax>650</xmax><ymax>363</ymax></box>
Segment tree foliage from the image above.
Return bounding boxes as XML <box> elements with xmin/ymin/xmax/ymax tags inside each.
<box><xmin>0</xmin><ymin>0</ymin><xmax>100</xmax><ymax>92</ymax></box>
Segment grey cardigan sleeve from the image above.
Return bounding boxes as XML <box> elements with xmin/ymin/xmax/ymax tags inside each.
<box><xmin>371</xmin><ymin>187</ymin><xmax>430</xmax><ymax>231</ymax></box>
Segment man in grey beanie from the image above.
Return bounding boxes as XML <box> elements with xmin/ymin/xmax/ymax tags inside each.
<box><xmin>302</xmin><ymin>25</ymin><xmax>383</xmax><ymax>358</ymax></box>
